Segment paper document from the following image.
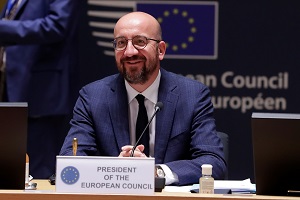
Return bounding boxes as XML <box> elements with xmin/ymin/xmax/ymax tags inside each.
<box><xmin>164</xmin><ymin>185</ymin><xmax>193</xmax><ymax>193</ymax></box>
<box><xmin>164</xmin><ymin>179</ymin><xmax>256</xmax><ymax>194</ymax></box>
<box><xmin>191</xmin><ymin>178</ymin><xmax>256</xmax><ymax>194</ymax></box>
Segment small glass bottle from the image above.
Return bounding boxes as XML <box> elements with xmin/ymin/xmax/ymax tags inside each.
<box><xmin>199</xmin><ymin>164</ymin><xmax>214</xmax><ymax>194</ymax></box>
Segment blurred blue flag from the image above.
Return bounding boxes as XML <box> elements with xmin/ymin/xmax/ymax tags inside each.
<box><xmin>137</xmin><ymin>2</ymin><xmax>218</xmax><ymax>59</ymax></box>
<box><xmin>87</xmin><ymin>1</ymin><xmax>218</xmax><ymax>59</ymax></box>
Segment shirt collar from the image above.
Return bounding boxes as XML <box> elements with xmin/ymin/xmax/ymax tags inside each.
<box><xmin>125</xmin><ymin>70</ymin><xmax>161</xmax><ymax>104</ymax></box>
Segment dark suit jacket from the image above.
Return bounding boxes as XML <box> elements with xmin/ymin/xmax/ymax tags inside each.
<box><xmin>0</xmin><ymin>0</ymin><xmax>79</xmax><ymax>116</ymax></box>
<box><xmin>60</xmin><ymin>68</ymin><xmax>227</xmax><ymax>185</ymax></box>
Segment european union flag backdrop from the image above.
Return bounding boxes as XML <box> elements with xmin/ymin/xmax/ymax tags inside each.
<box><xmin>137</xmin><ymin>2</ymin><xmax>218</xmax><ymax>59</ymax></box>
<box><xmin>27</xmin><ymin>0</ymin><xmax>300</xmax><ymax>181</ymax></box>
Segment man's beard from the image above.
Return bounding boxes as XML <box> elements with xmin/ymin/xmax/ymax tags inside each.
<box><xmin>117</xmin><ymin>55</ymin><xmax>159</xmax><ymax>84</ymax></box>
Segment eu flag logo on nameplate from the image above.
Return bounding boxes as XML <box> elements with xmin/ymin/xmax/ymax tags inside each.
<box><xmin>61</xmin><ymin>166</ymin><xmax>80</xmax><ymax>185</ymax></box>
<box><xmin>87</xmin><ymin>1</ymin><xmax>218</xmax><ymax>59</ymax></box>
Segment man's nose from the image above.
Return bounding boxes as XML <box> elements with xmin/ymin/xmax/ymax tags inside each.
<box><xmin>124</xmin><ymin>40</ymin><xmax>139</xmax><ymax>56</ymax></box>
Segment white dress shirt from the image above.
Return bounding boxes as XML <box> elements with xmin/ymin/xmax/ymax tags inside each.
<box><xmin>125</xmin><ymin>70</ymin><xmax>178</xmax><ymax>185</ymax></box>
<box><xmin>125</xmin><ymin>71</ymin><xmax>160</xmax><ymax>157</ymax></box>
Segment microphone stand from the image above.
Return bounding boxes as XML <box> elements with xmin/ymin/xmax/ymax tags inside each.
<box><xmin>129</xmin><ymin>102</ymin><xmax>165</xmax><ymax>192</ymax></box>
<box><xmin>130</xmin><ymin>105</ymin><xmax>161</xmax><ymax>157</ymax></box>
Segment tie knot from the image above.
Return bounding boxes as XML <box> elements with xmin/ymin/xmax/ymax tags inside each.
<box><xmin>135</xmin><ymin>94</ymin><xmax>145</xmax><ymax>105</ymax></box>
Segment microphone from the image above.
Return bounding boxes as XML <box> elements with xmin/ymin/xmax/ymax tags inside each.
<box><xmin>130</xmin><ymin>102</ymin><xmax>163</xmax><ymax>157</ymax></box>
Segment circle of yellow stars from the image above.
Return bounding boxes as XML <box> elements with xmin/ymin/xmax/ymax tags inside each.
<box><xmin>62</xmin><ymin>167</ymin><xmax>79</xmax><ymax>184</ymax></box>
<box><xmin>157</xmin><ymin>8</ymin><xmax>197</xmax><ymax>52</ymax></box>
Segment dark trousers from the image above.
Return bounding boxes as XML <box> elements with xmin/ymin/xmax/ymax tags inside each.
<box><xmin>27</xmin><ymin>115</ymin><xmax>70</xmax><ymax>179</ymax></box>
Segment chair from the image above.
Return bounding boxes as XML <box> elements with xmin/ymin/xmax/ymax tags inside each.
<box><xmin>216</xmin><ymin>131</ymin><xmax>229</xmax><ymax>179</ymax></box>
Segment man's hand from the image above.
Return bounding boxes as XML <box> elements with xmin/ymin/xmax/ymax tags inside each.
<box><xmin>119</xmin><ymin>145</ymin><xmax>147</xmax><ymax>157</ymax></box>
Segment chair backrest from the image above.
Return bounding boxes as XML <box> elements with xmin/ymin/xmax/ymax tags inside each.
<box><xmin>216</xmin><ymin>131</ymin><xmax>229</xmax><ymax>179</ymax></box>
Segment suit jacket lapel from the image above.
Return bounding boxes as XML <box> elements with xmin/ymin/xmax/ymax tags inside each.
<box><xmin>108</xmin><ymin>74</ymin><xmax>130</xmax><ymax>151</ymax></box>
<box><xmin>154</xmin><ymin>69</ymin><xmax>179</xmax><ymax>163</ymax></box>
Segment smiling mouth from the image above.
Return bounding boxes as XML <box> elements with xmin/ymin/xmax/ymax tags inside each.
<box><xmin>123</xmin><ymin>59</ymin><xmax>145</xmax><ymax>65</ymax></box>
<box><xmin>126</xmin><ymin>61</ymin><xmax>141</xmax><ymax>64</ymax></box>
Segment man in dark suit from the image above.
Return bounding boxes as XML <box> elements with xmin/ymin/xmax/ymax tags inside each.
<box><xmin>0</xmin><ymin>0</ymin><xmax>80</xmax><ymax>178</ymax></box>
<box><xmin>60</xmin><ymin>11</ymin><xmax>226</xmax><ymax>186</ymax></box>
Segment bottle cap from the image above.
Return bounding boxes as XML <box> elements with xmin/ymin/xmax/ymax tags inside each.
<box><xmin>201</xmin><ymin>164</ymin><xmax>213</xmax><ymax>175</ymax></box>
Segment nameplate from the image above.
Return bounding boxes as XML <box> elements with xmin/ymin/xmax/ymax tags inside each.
<box><xmin>56</xmin><ymin>156</ymin><xmax>155</xmax><ymax>195</ymax></box>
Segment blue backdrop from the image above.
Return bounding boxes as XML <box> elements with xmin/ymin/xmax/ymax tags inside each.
<box><xmin>77</xmin><ymin>0</ymin><xmax>300</xmax><ymax>181</ymax></box>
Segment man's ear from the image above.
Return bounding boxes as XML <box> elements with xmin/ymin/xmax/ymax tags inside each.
<box><xmin>158</xmin><ymin>41</ymin><xmax>166</xmax><ymax>60</ymax></box>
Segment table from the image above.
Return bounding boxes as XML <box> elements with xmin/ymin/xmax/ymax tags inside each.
<box><xmin>0</xmin><ymin>180</ymin><xmax>299</xmax><ymax>200</ymax></box>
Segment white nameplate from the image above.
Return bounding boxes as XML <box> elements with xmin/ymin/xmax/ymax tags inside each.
<box><xmin>56</xmin><ymin>156</ymin><xmax>155</xmax><ymax>195</ymax></box>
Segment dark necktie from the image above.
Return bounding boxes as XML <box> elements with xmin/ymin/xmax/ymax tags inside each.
<box><xmin>135</xmin><ymin>94</ymin><xmax>149</xmax><ymax>156</ymax></box>
<box><xmin>0</xmin><ymin>0</ymin><xmax>19</xmax><ymax>101</ymax></box>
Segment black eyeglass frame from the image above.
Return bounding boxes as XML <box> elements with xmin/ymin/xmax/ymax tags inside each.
<box><xmin>112</xmin><ymin>35</ymin><xmax>161</xmax><ymax>51</ymax></box>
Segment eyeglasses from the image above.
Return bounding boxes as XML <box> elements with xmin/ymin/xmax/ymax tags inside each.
<box><xmin>112</xmin><ymin>35</ymin><xmax>160</xmax><ymax>51</ymax></box>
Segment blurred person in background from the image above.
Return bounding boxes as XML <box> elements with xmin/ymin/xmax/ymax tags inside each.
<box><xmin>0</xmin><ymin>0</ymin><xmax>80</xmax><ymax>178</ymax></box>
